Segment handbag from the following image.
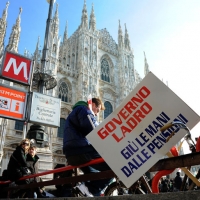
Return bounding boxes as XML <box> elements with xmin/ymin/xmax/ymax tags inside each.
<box><xmin>20</xmin><ymin>167</ymin><xmax>32</xmax><ymax>176</ymax></box>
<box><xmin>11</xmin><ymin>154</ymin><xmax>32</xmax><ymax>176</ymax></box>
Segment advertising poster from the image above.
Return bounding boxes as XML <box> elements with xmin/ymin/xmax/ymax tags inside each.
<box><xmin>0</xmin><ymin>85</ymin><xmax>27</xmax><ymax>120</ymax></box>
<box><xmin>29</xmin><ymin>92</ymin><xmax>61</xmax><ymax>127</ymax></box>
<box><xmin>87</xmin><ymin>72</ymin><xmax>200</xmax><ymax>188</ymax></box>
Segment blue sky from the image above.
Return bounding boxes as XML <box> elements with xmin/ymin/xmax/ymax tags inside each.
<box><xmin>1</xmin><ymin>0</ymin><xmax>200</xmax><ymax>150</ymax></box>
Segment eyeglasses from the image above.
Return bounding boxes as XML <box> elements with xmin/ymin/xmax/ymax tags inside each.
<box><xmin>22</xmin><ymin>142</ymin><xmax>29</xmax><ymax>146</ymax></box>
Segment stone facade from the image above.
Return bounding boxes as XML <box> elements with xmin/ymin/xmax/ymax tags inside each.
<box><xmin>0</xmin><ymin>1</ymin><xmax>150</xmax><ymax>179</ymax></box>
<box><xmin>0</xmin><ymin>2</ymin><xmax>9</xmax><ymax>61</ymax></box>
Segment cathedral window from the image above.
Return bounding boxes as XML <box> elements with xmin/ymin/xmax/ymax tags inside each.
<box><xmin>101</xmin><ymin>59</ymin><xmax>110</xmax><ymax>82</ymax></box>
<box><xmin>68</xmin><ymin>55</ymin><xmax>70</xmax><ymax>66</ymax></box>
<box><xmin>72</xmin><ymin>53</ymin><xmax>75</xmax><ymax>68</ymax></box>
<box><xmin>57</xmin><ymin>118</ymin><xmax>65</xmax><ymax>138</ymax></box>
<box><xmin>127</xmin><ymin>55</ymin><xmax>130</xmax><ymax>68</ymax></box>
<box><xmin>63</xmin><ymin>57</ymin><xmax>66</xmax><ymax>66</ymax></box>
<box><xmin>53</xmin><ymin>44</ymin><xmax>57</xmax><ymax>53</ymax></box>
<box><xmin>14</xmin><ymin>120</ymin><xmax>24</xmax><ymax>131</ymax></box>
<box><xmin>76</xmin><ymin>52</ymin><xmax>78</xmax><ymax>67</ymax></box>
<box><xmin>104</xmin><ymin>101</ymin><xmax>113</xmax><ymax>119</ymax></box>
<box><xmin>85</xmin><ymin>48</ymin><xmax>88</xmax><ymax>55</ymax></box>
<box><xmin>93</xmin><ymin>51</ymin><xmax>96</xmax><ymax>60</ymax></box>
<box><xmin>58</xmin><ymin>82</ymin><xmax>69</xmax><ymax>102</ymax></box>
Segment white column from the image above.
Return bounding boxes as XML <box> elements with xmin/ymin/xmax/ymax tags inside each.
<box><xmin>0</xmin><ymin>119</ymin><xmax>8</xmax><ymax>164</ymax></box>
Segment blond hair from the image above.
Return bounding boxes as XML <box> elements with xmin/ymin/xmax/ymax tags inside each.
<box><xmin>19</xmin><ymin>138</ymin><xmax>30</xmax><ymax>153</ymax></box>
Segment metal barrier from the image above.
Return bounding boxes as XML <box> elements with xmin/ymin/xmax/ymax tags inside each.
<box><xmin>0</xmin><ymin>157</ymin><xmax>105</xmax><ymax>185</ymax></box>
<box><xmin>1</xmin><ymin>152</ymin><xmax>200</xmax><ymax>196</ymax></box>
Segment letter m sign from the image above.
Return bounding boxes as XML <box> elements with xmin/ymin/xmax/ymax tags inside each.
<box><xmin>1</xmin><ymin>51</ymin><xmax>32</xmax><ymax>85</ymax></box>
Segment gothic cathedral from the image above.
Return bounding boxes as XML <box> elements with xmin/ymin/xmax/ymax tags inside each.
<box><xmin>0</xmin><ymin>1</ymin><xmax>149</xmax><ymax>178</ymax></box>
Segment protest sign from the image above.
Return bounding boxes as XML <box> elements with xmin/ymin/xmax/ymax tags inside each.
<box><xmin>87</xmin><ymin>72</ymin><xmax>200</xmax><ymax>188</ymax></box>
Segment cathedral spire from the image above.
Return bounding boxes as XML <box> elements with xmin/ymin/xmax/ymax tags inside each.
<box><xmin>124</xmin><ymin>23</ymin><xmax>131</xmax><ymax>50</ymax></box>
<box><xmin>63</xmin><ymin>21</ymin><xmax>68</xmax><ymax>43</ymax></box>
<box><xmin>0</xmin><ymin>1</ymin><xmax>9</xmax><ymax>57</ymax></box>
<box><xmin>118</xmin><ymin>20</ymin><xmax>123</xmax><ymax>48</ymax></box>
<box><xmin>81</xmin><ymin>0</ymin><xmax>88</xmax><ymax>29</ymax></box>
<box><xmin>16</xmin><ymin>7</ymin><xmax>22</xmax><ymax>28</ymax></box>
<box><xmin>33</xmin><ymin>36</ymin><xmax>40</xmax><ymax>64</ymax></box>
<box><xmin>144</xmin><ymin>51</ymin><xmax>150</xmax><ymax>76</ymax></box>
<box><xmin>35</xmin><ymin>36</ymin><xmax>40</xmax><ymax>55</ymax></box>
<box><xmin>6</xmin><ymin>7</ymin><xmax>22</xmax><ymax>53</ymax></box>
<box><xmin>51</xmin><ymin>3</ymin><xmax>59</xmax><ymax>38</ymax></box>
<box><xmin>24</xmin><ymin>48</ymin><xmax>28</xmax><ymax>57</ymax></box>
<box><xmin>89</xmin><ymin>3</ymin><xmax>96</xmax><ymax>31</ymax></box>
<box><xmin>2</xmin><ymin>1</ymin><xmax>9</xmax><ymax>21</ymax></box>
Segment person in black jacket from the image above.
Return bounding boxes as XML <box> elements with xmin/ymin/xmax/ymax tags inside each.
<box><xmin>26</xmin><ymin>145</ymin><xmax>48</xmax><ymax>198</ymax></box>
<box><xmin>174</xmin><ymin>172</ymin><xmax>183</xmax><ymax>191</ymax></box>
<box><xmin>7</xmin><ymin>138</ymin><xmax>30</xmax><ymax>182</ymax></box>
<box><xmin>26</xmin><ymin>145</ymin><xmax>40</xmax><ymax>182</ymax></box>
<box><xmin>7</xmin><ymin>139</ymin><xmax>31</xmax><ymax>198</ymax></box>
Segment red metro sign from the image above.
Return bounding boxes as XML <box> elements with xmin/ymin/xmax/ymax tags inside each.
<box><xmin>1</xmin><ymin>51</ymin><xmax>33</xmax><ymax>85</ymax></box>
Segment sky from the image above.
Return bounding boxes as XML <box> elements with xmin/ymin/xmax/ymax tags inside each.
<box><xmin>0</xmin><ymin>0</ymin><xmax>200</xmax><ymax>152</ymax></box>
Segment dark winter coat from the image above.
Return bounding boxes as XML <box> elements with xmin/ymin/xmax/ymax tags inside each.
<box><xmin>26</xmin><ymin>154</ymin><xmax>46</xmax><ymax>197</ymax></box>
<box><xmin>174</xmin><ymin>175</ymin><xmax>183</xmax><ymax>190</ymax></box>
<box><xmin>7</xmin><ymin>146</ymin><xmax>28</xmax><ymax>181</ymax></box>
<box><xmin>26</xmin><ymin>153</ymin><xmax>40</xmax><ymax>182</ymax></box>
<box><xmin>63</xmin><ymin>101</ymin><xmax>99</xmax><ymax>157</ymax></box>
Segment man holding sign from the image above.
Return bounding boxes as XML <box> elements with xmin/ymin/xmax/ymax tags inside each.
<box><xmin>63</xmin><ymin>97</ymin><xmax>112</xmax><ymax>196</ymax></box>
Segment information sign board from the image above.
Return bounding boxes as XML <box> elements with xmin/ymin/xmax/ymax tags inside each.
<box><xmin>0</xmin><ymin>85</ymin><xmax>27</xmax><ymax>120</ymax></box>
<box><xmin>29</xmin><ymin>92</ymin><xmax>61</xmax><ymax>127</ymax></box>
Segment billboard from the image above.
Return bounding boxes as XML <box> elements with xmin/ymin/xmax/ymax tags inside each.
<box><xmin>0</xmin><ymin>85</ymin><xmax>27</xmax><ymax>120</ymax></box>
<box><xmin>29</xmin><ymin>92</ymin><xmax>61</xmax><ymax>127</ymax></box>
<box><xmin>87</xmin><ymin>72</ymin><xmax>200</xmax><ymax>188</ymax></box>
<box><xmin>0</xmin><ymin>51</ymin><xmax>33</xmax><ymax>85</ymax></box>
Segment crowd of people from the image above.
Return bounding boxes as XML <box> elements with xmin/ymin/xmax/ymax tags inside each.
<box><xmin>151</xmin><ymin>172</ymin><xmax>198</xmax><ymax>193</ymax></box>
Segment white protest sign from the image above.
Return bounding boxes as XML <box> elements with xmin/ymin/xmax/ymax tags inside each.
<box><xmin>87</xmin><ymin>72</ymin><xmax>200</xmax><ymax>188</ymax></box>
<box><xmin>29</xmin><ymin>92</ymin><xmax>61</xmax><ymax>127</ymax></box>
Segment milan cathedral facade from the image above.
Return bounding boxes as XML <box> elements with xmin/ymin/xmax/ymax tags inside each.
<box><xmin>0</xmin><ymin>1</ymin><xmax>149</xmax><ymax>178</ymax></box>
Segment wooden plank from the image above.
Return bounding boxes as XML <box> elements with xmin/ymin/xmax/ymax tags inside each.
<box><xmin>148</xmin><ymin>151</ymin><xmax>200</xmax><ymax>172</ymax></box>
